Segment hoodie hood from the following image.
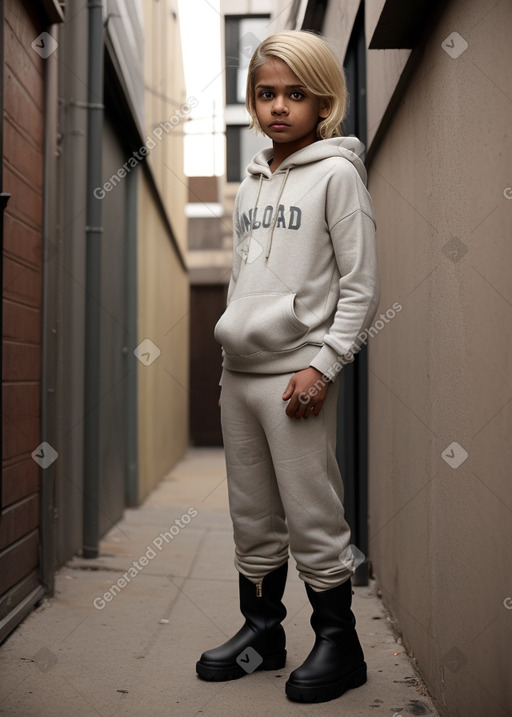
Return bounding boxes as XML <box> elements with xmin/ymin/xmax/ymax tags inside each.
<box><xmin>247</xmin><ymin>136</ymin><xmax>367</xmax><ymax>184</ymax></box>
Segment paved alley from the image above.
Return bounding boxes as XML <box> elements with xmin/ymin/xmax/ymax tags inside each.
<box><xmin>0</xmin><ymin>449</ymin><xmax>439</xmax><ymax>716</ymax></box>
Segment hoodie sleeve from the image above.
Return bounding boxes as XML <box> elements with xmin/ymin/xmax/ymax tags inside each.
<box><xmin>309</xmin><ymin>163</ymin><xmax>380</xmax><ymax>380</ymax></box>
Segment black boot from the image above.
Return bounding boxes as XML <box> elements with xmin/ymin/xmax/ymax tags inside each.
<box><xmin>285</xmin><ymin>579</ymin><xmax>367</xmax><ymax>703</ymax></box>
<box><xmin>196</xmin><ymin>562</ymin><xmax>288</xmax><ymax>681</ymax></box>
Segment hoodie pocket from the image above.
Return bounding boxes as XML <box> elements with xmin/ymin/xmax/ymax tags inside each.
<box><xmin>214</xmin><ymin>293</ymin><xmax>310</xmax><ymax>357</ymax></box>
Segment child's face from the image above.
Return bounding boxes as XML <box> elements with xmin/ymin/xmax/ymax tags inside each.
<box><xmin>254</xmin><ymin>59</ymin><xmax>330</xmax><ymax>148</ymax></box>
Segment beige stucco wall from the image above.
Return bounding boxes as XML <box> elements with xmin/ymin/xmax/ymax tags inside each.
<box><xmin>144</xmin><ymin>0</ymin><xmax>188</xmax><ymax>255</ymax></box>
<box><xmin>137</xmin><ymin>175</ymin><xmax>189</xmax><ymax>502</ymax></box>
<box><xmin>136</xmin><ymin>0</ymin><xmax>189</xmax><ymax>501</ymax></box>
<box><xmin>367</xmin><ymin>0</ymin><xmax>512</xmax><ymax>715</ymax></box>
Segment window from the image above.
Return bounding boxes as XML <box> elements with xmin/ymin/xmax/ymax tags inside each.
<box><xmin>224</xmin><ymin>14</ymin><xmax>272</xmax><ymax>182</ymax></box>
<box><xmin>225</xmin><ymin>15</ymin><xmax>270</xmax><ymax>105</ymax></box>
<box><xmin>226</xmin><ymin>124</ymin><xmax>271</xmax><ymax>183</ymax></box>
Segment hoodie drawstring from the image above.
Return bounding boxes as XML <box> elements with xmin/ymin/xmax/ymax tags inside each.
<box><xmin>245</xmin><ymin>174</ymin><xmax>264</xmax><ymax>261</ymax></box>
<box><xmin>265</xmin><ymin>167</ymin><xmax>290</xmax><ymax>259</ymax></box>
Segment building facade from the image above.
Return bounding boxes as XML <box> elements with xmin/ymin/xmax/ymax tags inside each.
<box><xmin>1</xmin><ymin>0</ymin><xmax>189</xmax><ymax>642</ymax></box>
<box><xmin>274</xmin><ymin>1</ymin><xmax>512</xmax><ymax>715</ymax></box>
<box><xmin>0</xmin><ymin>0</ymin><xmax>59</xmax><ymax>643</ymax></box>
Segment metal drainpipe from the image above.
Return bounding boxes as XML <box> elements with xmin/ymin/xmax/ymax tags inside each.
<box><xmin>40</xmin><ymin>20</ymin><xmax>59</xmax><ymax>594</ymax></box>
<box><xmin>124</xmin><ymin>169</ymin><xmax>138</xmax><ymax>507</ymax></box>
<box><xmin>82</xmin><ymin>0</ymin><xmax>104</xmax><ymax>559</ymax></box>
<box><xmin>0</xmin><ymin>0</ymin><xmax>8</xmax><ymax>510</ymax></box>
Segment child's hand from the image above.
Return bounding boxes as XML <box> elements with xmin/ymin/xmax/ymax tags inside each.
<box><xmin>282</xmin><ymin>367</ymin><xmax>329</xmax><ymax>419</ymax></box>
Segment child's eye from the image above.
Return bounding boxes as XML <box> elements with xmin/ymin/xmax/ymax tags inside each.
<box><xmin>290</xmin><ymin>91</ymin><xmax>305</xmax><ymax>100</ymax></box>
<box><xmin>259</xmin><ymin>90</ymin><xmax>274</xmax><ymax>99</ymax></box>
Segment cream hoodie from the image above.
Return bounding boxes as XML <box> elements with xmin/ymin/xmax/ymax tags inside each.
<box><xmin>214</xmin><ymin>136</ymin><xmax>380</xmax><ymax>380</ymax></box>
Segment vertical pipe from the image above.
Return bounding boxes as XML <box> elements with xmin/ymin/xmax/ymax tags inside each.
<box><xmin>124</xmin><ymin>168</ymin><xmax>138</xmax><ymax>507</ymax></box>
<box><xmin>354</xmin><ymin>0</ymin><xmax>369</xmax><ymax>587</ymax></box>
<box><xmin>82</xmin><ymin>0</ymin><xmax>104</xmax><ymax>558</ymax></box>
<box><xmin>0</xmin><ymin>0</ymin><xmax>5</xmax><ymax>509</ymax></box>
<box><xmin>335</xmin><ymin>0</ymin><xmax>370</xmax><ymax>586</ymax></box>
<box><xmin>0</xmin><ymin>178</ymin><xmax>8</xmax><ymax>507</ymax></box>
<box><xmin>40</xmin><ymin>20</ymin><xmax>60</xmax><ymax>593</ymax></box>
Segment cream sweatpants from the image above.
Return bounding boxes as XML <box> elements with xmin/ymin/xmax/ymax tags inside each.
<box><xmin>220</xmin><ymin>369</ymin><xmax>355</xmax><ymax>591</ymax></box>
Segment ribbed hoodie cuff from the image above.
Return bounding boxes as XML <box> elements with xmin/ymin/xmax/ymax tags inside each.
<box><xmin>310</xmin><ymin>345</ymin><xmax>351</xmax><ymax>382</ymax></box>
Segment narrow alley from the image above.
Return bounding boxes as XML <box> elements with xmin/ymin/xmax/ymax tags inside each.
<box><xmin>0</xmin><ymin>449</ymin><xmax>438</xmax><ymax>716</ymax></box>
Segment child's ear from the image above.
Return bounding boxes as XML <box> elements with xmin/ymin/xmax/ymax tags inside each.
<box><xmin>319</xmin><ymin>100</ymin><xmax>331</xmax><ymax>119</ymax></box>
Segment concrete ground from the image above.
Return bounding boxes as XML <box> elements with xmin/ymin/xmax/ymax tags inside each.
<box><xmin>0</xmin><ymin>448</ymin><xmax>439</xmax><ymax>716</ymax></box>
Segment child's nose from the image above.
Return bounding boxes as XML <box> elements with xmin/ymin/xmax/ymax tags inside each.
<box><xmin>272</xmin><ymin>97</ymin><xmax>288</xmax><ymax>114</ymax></box>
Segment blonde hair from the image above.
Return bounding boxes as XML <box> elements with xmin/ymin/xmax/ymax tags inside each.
<box><xmin>246</xmin><ymin>30</ymin><xmax>348</xmax><ymax>140</ymax></box>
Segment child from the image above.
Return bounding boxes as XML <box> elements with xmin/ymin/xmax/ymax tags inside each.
<box><xmin>196</xmin><ymin>30</ymin><xmax>380</xmax><ymax>704</ymax></box>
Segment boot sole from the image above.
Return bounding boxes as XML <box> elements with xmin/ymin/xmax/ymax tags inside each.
<box><xmin>285</xmin><ymin>662</ymin><xmax>367</xmax><ymax>703</ymax></box>
<box><xmin>196</xmin><ymin>650</ymin><xmax>287</xmax><ymax>682</ymax></box>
